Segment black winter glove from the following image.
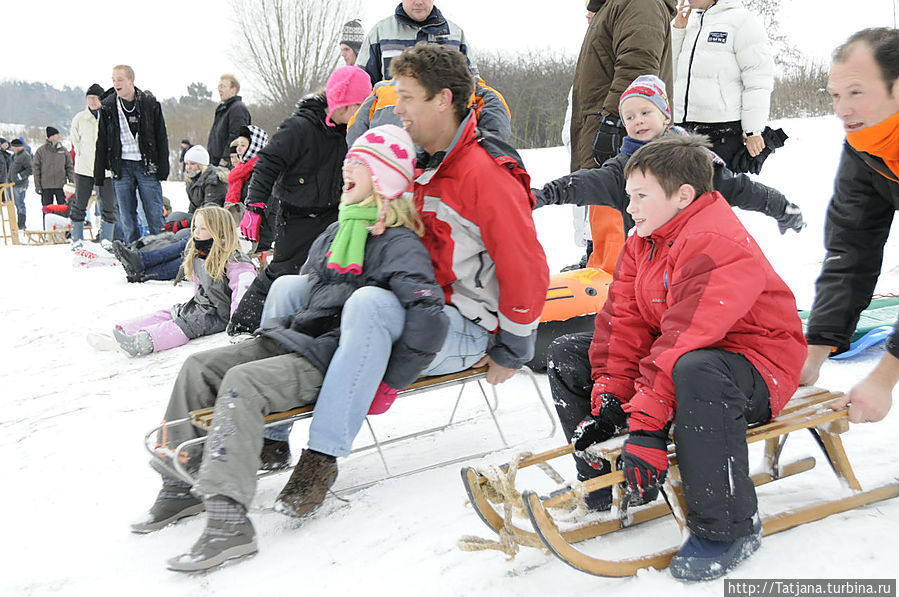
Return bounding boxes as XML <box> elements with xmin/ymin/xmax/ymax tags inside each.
<box><xmin>572</xmin><ymin>393</ymin><xmax>627</xmax><ymax>468</ymax></box>
<box><xmin>592</xmin><ymin>114</ymin><xmax>624</xmax><ymax>165</ymax></box>
<box><xmin>776</xmin><ymin>202</ymin><xmax>806</xmax><ymax>234</ymax></box>
<box><xmin>621</xmin><ymin>429</ymin><xmax>669</xmax><ymax>498</ymax></box>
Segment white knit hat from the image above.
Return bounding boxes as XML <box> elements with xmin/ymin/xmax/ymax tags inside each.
<box><xmin>183</xmin><ymin>145</ymin><xmax>210</xmax><ymax>166</ymax></box>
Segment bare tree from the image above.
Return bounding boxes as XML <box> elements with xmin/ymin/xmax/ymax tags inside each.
<box><xmin>230</xmin><ymin>0</ymin><xmax>361</xmax><ymax>109</ymax></box>
<box><xmin>744</xmin><ymin>0</ymin><xmax>801</xmax><ymax>69</ymax></box>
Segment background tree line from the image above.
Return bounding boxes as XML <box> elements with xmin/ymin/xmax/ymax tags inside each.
<box><xmin>1</xmin><ymin>0</ymin><xmax>835</xmax><ymax>163</ymax></box>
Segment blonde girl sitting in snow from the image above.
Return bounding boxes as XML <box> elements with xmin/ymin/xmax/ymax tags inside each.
<box><xmin>91</xmin><ymin>205</ymin><xmax>257</xmax><ymax>356</ymax></box>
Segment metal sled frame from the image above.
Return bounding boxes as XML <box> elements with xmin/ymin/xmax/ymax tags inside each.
<box><xmin>462</xmin><ymin>386</ymin><xmax>899</xmax><ymax>577</ymax></box>
<box><xmin>144</xmin><ymin>365</ymin><xmax>557</xmax><ymax>493</ymax></box>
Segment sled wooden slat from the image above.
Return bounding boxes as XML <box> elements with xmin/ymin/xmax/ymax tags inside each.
<box><xmin>22</xmin><ymin>228</ymin><xmax>68</xmax><ymax>245</ymax></box>
<box><xmin>462</xmin><ymin>386</ymin><xmax>899</xmax><ymax>576</ymax></box>
<box><xmin>188</xmin><ymin>366</ymin><xmax>492</xmax><ymax>431</ymax></box>
<box><xmin>0</xmin><ymin>183</ymin><xmax>20</xmax><ymax>246</ymax></box>
<box><xmin>151</xmin><ymin>365</ymin><xmax>557</xmax><ymax>492</ymax></box>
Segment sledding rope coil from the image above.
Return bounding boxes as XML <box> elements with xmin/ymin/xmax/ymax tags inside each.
<box><xmin>457</xmin><ymin>451</ymin><xmax>585</xmax><ymax>559</ymax></box>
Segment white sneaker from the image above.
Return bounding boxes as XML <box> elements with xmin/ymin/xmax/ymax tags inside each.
<box><xmin>86</xmin><ymin>332</ymin><xmax>120</xmax><ymax>351</ymax></box>
<box><xmin>71</xmin><ymin>240</ymin><xmax>83</xmax><ymax>252</ymax></box>
<box><xmin>100</xmin><ymin>239</ymin><xmax>113</xmax><ymax>252</ymax></box>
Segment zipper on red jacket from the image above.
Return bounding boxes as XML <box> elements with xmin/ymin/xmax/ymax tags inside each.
<box><xmin>647</xmin><ymin>238</ymin><xmax>656</xmax><ymax>261</ymax></box>
<box><xmin>682</xmin><ymin>9</ymin><xmax>707</xmax><ymax>123</ymax></box>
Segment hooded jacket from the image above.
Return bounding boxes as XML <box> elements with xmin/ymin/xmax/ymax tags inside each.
<box><xmin>244</xmin><ymin>94</ymin><xmax>345</xmax><ymax>214</ymax></box>
<box><xmin>260</xmin><ymin>222</ymin><xmax>448</xmax><ymax>389</ymax></box>
<box><xmin>671</xmin><ymin>0</ymin><xmax>774</xmax><ymax>135</ymax></box>
<box><xmin>570</xmin><ymin>0</ymin><xmax>677</xmax><ymax>171</ymax></box>
<box><xmin>588</xmin><ymin>191</ymin><xmax>805</xmax><ymax>432</ymax></box>
<box><xmin>185</xmin><ymin>165</ymin><xmax>229</xmax><ymax>213</ymax></box>
<box><xmin>94</xmin><ymin>87</ymin><xmax>170</xmax><ymax>184</ymax></box>
<box><xmin>412</xmin><ymin>111</ymin><xmax>549</xmax><ymax>369</ymax></box>
<box><xmin>8</xmin><ymin>149</ymin><xmax>33</xmax><ymax>186</ymax></box>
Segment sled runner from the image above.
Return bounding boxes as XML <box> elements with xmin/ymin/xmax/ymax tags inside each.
<box><xmin>460</xmin><ymin>386</ymin><xmax>899</xmax><ymax>576</ymax></box>
<box><xmin>145</xmin><ymin>365</ymin><xmax>557</xmax><ymax>492</ymax></box>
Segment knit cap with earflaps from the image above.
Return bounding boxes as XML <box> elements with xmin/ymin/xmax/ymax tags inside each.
<box><xmin>326</xmin><ymin>124</ymin><xmax>415</xmax><ymax>274</ymax></box>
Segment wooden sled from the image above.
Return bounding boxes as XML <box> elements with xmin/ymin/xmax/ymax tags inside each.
<box><xmin>461</xmin><ymin>386</ymin><xmax>899</xmax><ymax>576</ymax></box>
<box><xmin>144</xmin><ymin>365</ymin><xmax>557</xmax><ymax>493</ymax></box>
<box><xmin>22</xmin><ymin>228</ymin><xmax>69</xmax><ymax>245</ymax></box>
<box><xmin>1</xmin><ymin>183</ymin><xmax>21</xmax><ymax>246</ymax></box>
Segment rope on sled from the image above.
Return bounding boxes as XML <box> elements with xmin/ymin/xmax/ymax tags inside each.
<box><xmin>457</xmin><ymin>451</ymin><xmax>584</xmax><ymax>559</ymax></box>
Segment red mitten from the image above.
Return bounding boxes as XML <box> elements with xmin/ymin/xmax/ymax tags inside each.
<box><xmin>368</xmin><ymin>382</ymin><xmax>399</xmax><ymax>415</ymax></box>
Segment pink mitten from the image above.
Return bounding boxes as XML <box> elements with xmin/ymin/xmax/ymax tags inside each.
<box><xmin>368</xmin><ymin>381</ymin><xmax>399</xmax><ymax>415</ymax></box>
<box><xmin>240</xmin><ymin>203</ymin><xmax>266</xmax><ymax>241</ymax></box>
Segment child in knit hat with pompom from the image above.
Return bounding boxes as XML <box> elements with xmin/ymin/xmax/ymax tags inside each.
<box><xmin>136</xmin><ymin>124</ymin><xmax>448</xmax><ymax>573</ymax></box>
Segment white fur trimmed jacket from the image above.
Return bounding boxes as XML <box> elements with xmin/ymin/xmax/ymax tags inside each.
<box><xmin>671</xmin><ymin>0</ymin><xmax>774</xmax><ymax>135</ymax></box>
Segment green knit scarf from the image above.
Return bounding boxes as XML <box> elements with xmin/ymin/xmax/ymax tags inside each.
<box><xmin>326</xmin><ymin>204</ymin><xmax>379</xmax><ymax>275</ymax></box>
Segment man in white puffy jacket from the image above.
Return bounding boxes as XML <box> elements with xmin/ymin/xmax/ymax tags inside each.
<box><xmin>671</xmin><ymin>0</ymin><xmax>774</xmax><ymax>168</ymax></box>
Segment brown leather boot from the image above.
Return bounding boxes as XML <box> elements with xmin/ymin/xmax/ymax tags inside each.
<box><xmin>273</xmin><ymin>449</ymin><xmax>338</xmax><ymax>518</ymax></box>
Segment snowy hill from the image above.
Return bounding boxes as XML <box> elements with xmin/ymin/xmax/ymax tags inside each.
<box><xmin>2</xmin><ymin>114</ymin><xmax>898</xmax><ymax>596</ymax></box>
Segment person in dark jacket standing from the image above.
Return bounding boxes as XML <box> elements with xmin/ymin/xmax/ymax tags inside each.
<box><xmin>227</xmin><ymin>65</ymin><xmax>373</xmax><ymax>336</ymax></box>
<box><xmin>94</xmin><ymin>64</ymin><xmax>169</xmax><ymax>243</ymax></box>
<box><xmin>801</xmin><ymin>28</ymin><xmax>899</xmax><ymax>425</ymax></box>
<box><xmin>207</xmin><ymin>75</ymin><xmax>251</xmax><ymax>167</ymax></box>
<box><xmin>569</xmin><ymin>0</ymin><xmax>676</xmax><ymax>274</ymax></box>
<box><xmin>32</xmin><ymin>126</ymin><xmax>74</xmax><ymax>207</ymax></box>
<box><xmin>0</xmin><ymin>138</ymin><xmax>10</xmax><ymax>183</ymax></box>
<box><xmin>7</xmin><ymin>139</ymin><xmax>32</xmax><ymax>228</ymax></box>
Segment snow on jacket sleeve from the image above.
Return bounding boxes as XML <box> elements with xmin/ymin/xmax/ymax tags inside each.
<box><xmin>627</xmin><ymin>232</ymin><xmax>766</xmax><ymax>432</ymax></box>
<box><xmin>475</xmin><ymin>165</ymin><xmax>549</xmax><ymax>369</ymax></box>
<box><xmin>734</xmin><ymin>12</ymin><xmax>774</xmax><ymax>134</ymax></box>
<box><xmin>714</xmin><ymin>163</ymin><xmax>788</xmax><ymax>219</ymax></box>
<box><xmin>379</xmin><ymin>232</ymin><xmax>450</xmax><ymax>390</ymax></box>
<box><xmin>806</xmin><ymin>144</ymin><xmax>896</xmax><ymax>351</ymax></box>
<box><xmin>226</xmin><ymin>259</ymin><xmax>259</xmax><ymax>318</ymax></box>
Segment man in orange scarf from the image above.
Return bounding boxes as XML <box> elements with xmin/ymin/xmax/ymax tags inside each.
<box><xmin>802</xmin><ymin>28</ymin><xmax>899</xmax><ymax>423</ymax></box>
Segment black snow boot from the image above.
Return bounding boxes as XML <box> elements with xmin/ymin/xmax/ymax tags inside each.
<box><xmin>260</xmin><ymin>438</ymin><xmax>292</xmax><ymax>471</ymax></box>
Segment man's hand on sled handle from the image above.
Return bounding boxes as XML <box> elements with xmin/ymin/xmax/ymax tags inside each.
<box><xmin>800</xmin><ymin>344</ymin><xmax>833</xmax><ymax>386</ymax></box>
<box><xmin>831</xmin><ymin>352</ymin><xmax>898</xmax><ymax>423</ymax></box>
<box><xmin>473</xmin><ymin>355</ymin><xmax>516</xmax><ymax>385</ymax></box>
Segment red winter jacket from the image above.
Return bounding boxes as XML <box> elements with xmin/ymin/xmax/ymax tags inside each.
<box><xmin>226</xmin><ymin>155</ymin><xmax>258</xmax><ymax>204</ymax></box>
<box><xmin>589</xmin><ymin>191</ymin><xmax>805</xmax><ymax>432</ymax></box>
<box><xmin>413</xmin><ymin>112</ymin><xmax>549</xmax><ymax>368</ymax></box>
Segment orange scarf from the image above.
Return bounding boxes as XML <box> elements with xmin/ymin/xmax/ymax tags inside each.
<box><xmin>847</xmin><ymin>111</ymin><xmax>899</xmax><ymax>183</ymax></box>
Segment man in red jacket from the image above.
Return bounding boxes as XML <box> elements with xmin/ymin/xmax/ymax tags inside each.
<box><xmin>257</xmin><ymin>43</ymin><xmax>550</xmax><ymax>515</ymax></box>
<box><xmin>552</xmin><ymin>135</ymin><xmax>805</xmax><ymax>581</ymax></box>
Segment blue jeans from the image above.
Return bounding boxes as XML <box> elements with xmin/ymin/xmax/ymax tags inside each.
<box><xmin>12</xmin><ymin>183</ymin><xmax>27</xmax><ymax>228</ymax></box>
<box><xmin>113</xmin><ymin>160</ymin><xmax>164</xmax><ymax>243</ymax></box>
<box><xmin>139</xmin><ymin>237</ymin><xmax>188</xmax><ymax>281</ymax></box>
<box><xmin>261</xmin><ymin>275</ymin><xmax>489</xmax><ymax>453</ymax></box>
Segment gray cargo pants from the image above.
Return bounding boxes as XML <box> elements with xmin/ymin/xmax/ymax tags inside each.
<box><xmin>157</xmin><ymin>336</ymin><xmax>323</xmax><ymax>507</ymax></box>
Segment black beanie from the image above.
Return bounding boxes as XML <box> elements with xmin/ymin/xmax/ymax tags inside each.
<box><xmin>46</xmin><ymin>126</ymin><xmax>60</xmax><ymax>138</ymax></box>
<box><xmin>10</xmin><ymin>138</ymin><xmax>23</xmax><ymax>147</ymax></box>
<box><xmin>86</xmin><ymin>83</ymin><xmax>104</xmax><ymax>97</ymax></box>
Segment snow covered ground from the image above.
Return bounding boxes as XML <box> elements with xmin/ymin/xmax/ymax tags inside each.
<box><xmin>3</xmin><ymin>115</ymin><xmax>898</xmax><ymax>596</ymax></box>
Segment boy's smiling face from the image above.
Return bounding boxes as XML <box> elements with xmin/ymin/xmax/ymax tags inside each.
<box><xmin>625</xmin><ymin>169</ymin><xmax>694</xmax><ymax>237</ymax></box>
<box><xmin>621</xmin><ymin>96</ymin><xmax>670</xmax><ymax>142</ymax></box>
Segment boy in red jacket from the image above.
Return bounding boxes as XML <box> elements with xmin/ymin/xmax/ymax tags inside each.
<box><xmin>559</xmin><ymin>135</ymin><xmax>805</xmax><ymax>581</ymax></box>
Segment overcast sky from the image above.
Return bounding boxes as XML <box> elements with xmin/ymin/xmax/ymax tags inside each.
<box><xmin>1</xmin><ymin>0</ymin><xmax>895</xmax><ymax>103</ymax></box>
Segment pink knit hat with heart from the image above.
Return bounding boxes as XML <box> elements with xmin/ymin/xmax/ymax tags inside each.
<box><xmin>345</xmin><ymin>124</ymin><xmax>415</xmax><ymax>199</ymax></box>
<box><xmin>325</xmin><ymin>65</ymin><xmax>373</xmax><ymax>127</ymax></box>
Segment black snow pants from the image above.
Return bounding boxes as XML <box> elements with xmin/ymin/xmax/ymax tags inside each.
<box><xmin>672</xmin><ymin>348</ymin><xmax>770</xmax><ymax>541</ymax></box>
<box><xmin>228</xmin><ymin>205</ymin><xmax>337</xmax><ymax>335</ymax></box>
